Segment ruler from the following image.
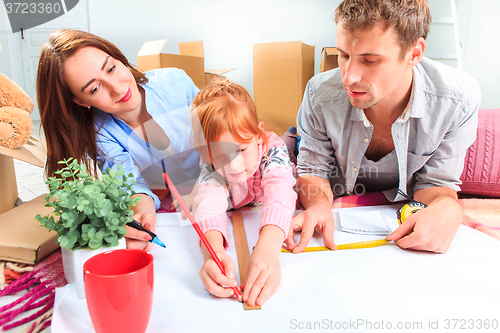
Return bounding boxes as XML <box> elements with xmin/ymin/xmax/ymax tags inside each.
<box><xmin>231</xmin><ymin>211</ymin><xmax>261</xmax><ymax>311</ymax></box>
<box><xmin>281</xmin><ymin>239</ymin><xmax>389</xmax><ymax>253</ymax></box>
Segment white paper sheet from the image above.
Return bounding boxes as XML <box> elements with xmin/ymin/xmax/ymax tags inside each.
<box><xmin>339</xmin><ymin>209</ymin><xmax>388</xmax><ymax>235</ymax></box>
<box><xmin>52</xmin><ymin>206</ymin><xmax>500</xmax><ymax>333</ymax></box>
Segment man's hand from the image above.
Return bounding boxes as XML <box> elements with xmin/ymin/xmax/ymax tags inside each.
<box><xmin>284</xmin><ymin>175</ymin><xmax>336</xmax><ymax>253</ymax></box>
<box><xmin>285</xmin><ymin>203</ymin><xmax>336</xmax><ymax>253</ymax></box>
<box><xmin>387</xmin><ymin>187</ymin><xmax>463</xmax><ymax>253</ymax></box>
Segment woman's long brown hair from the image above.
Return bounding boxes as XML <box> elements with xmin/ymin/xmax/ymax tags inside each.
<box><xmin>37</xmin><ymin>29</ymin><xmax>147</xmax><ymax>178</ymax></box>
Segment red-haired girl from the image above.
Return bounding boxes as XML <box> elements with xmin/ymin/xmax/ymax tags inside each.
<box><xmin>191</xmin><ymin>81</ymin><xmax>297</xmax><ymax>306</ymax></box>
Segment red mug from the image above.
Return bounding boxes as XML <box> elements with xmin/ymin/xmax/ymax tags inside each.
<box><xmin>83</xmin><ymin>249</ymin><xmax>154</xmax><ymax>333</ymax></box>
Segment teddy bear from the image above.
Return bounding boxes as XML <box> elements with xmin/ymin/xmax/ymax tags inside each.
<box><xmin>0</xmin><ymin>71</ymin><xmax>34</xmax><ymax>149</ymax></box>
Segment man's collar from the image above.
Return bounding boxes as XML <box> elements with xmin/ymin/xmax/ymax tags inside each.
<box><xmin>395</xmin><ymin>80</ymin><xmax>414</xmax><ymax>123</ymax></box>
<box><xmin>408</xmin><ymin>63</ymin><xmax>425</xmax><ymax>119</ymax></box>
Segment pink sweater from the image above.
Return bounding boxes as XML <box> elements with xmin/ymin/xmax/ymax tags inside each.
<box><xmin>194</xmin><ymin>132</ymin><xmax>297</xmax><ymax>248</ymax></box>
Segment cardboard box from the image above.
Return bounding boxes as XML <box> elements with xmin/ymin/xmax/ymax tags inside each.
<box><xmin>0</xmin><ymin>194</ymin><xmax>58</xmax><ymax>264</ymax></box>
<box><xmin>0</xmin><ymin>154</ymin><xmax>18</xmax><ymax>215</ymax></box>
<box><xmin>0</xmin><ymin>136</ymin><xmax>46</xmax><ymax>215</ymax></box>
<box><xmin>0</xmin><ymin>137</ymin><xmax>57</xmax><ymax>264</ymax></box>
<box><xmin>320</xmin><ymin>47</ymin><xmax>339</xmax><ymax>72</ymax></box>
<box><xmin>137</xmin><ymin>39</ymin><xmax>235</xmax><ymax>89</ymax></box>
<box><xmin>204</xmin><ymin>68</ymin><xmax>237</xmax><ymax>87</ymax></box>
<box><xmin>253</xmin><ymin>41</ymin><xmax>315</xmax><ymax>134</ymax></box>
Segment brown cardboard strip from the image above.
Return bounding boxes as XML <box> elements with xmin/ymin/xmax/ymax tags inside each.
<box><xmin>0</xmin><ymin>195</ymin><xmax>58</xmax><ymax>264</ymax></box>
<box><xmin>231</xmin><ymin>211</ymin><xmax>261</xmax><ymax>311</ymax></box>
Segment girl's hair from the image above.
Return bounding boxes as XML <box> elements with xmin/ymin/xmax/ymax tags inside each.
<box><xmin>191</xmin><ymin>80</ymin><xmax>267</xmax><ymax>165</ymax></box>
<box><xmin>36</xmin><ymin>29</ymin><xmax>147</xmax><ymax>178</ymax></box>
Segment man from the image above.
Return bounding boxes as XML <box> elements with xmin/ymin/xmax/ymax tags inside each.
<box><xmin>285</xmin><ymin>0</ymin><xmax>480</xmax><ymax>254</ymax></box>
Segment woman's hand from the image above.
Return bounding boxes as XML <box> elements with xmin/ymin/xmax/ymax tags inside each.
<box><xmin>172</xmin><ymin>193</ymin><xmax>198</xmax><ymax>220</ymax></box>
<box><xmin>125</xmin><ymin>194</ymin><xmax>157</xmax><ymax>252</ymax></box>
<box><xmin>172</xmin><ymin>180</ymin><xmax>199</xmax><ymax>220</ymax></box>
<box><xmin>125</xmin><ymin>212</ymin><xmax>156</xmax><ymax>252</ymax></box>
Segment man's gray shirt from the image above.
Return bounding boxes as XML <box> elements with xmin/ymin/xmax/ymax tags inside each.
<box><xmin>296</xmin><ymin>57</ymin><xmax>481</xmax><ymax>201</ymax></box>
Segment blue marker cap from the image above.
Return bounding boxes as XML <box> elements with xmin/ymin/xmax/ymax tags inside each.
<box><xmin>151</xmin><ymin>236</ymin><xmax>166</xmax><ymax>248</ymax></box>
<box><xmin>126</xmin><ymin>220</ymin><xmax>166</xmax><ymax>248</ymax></box>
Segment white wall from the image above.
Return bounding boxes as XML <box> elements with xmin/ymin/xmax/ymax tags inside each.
<box><xmin>1</xmin><ymin>0</ymin><xmax>499</xmax><ymax>109</ymax></box>
<box><xmin>87</xmin><ymin>0</ymin><xmax>340</xmax><ymax>98</ymax></box>
<box><xmin>462</xmin><ymin>0</ymin><xmax>500</xmax><ymax>109</ymax></box>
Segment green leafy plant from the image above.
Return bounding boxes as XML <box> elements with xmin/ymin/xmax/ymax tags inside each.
<box><xmin>36</xmin><ymin>158</ymin><xmax>140</xmax><ymax>250</ymax></box>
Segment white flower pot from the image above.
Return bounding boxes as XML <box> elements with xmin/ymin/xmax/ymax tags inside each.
<box><xmin>61</xmin><ymin>238</ymin><xmax>126</xmax><ymax>299</ymax></box>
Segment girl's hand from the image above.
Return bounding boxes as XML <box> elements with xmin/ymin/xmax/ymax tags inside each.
<box><xmin>125</xmin><ymin>212</ymin><xmax>156</xmax><ymax>252</ymax></box>
<box><xmin>242</xmin><ymin>246</ymin><xmax>281</xmax><ymax>307</ymax></box>
<box><xmin>199</xmin><ymin>251</ymin><xmax>239</xmax><ymax>298</ymax></box>
<box><xmin>241</xmin><ymin>225</ymin><xmax>284</xmax><ymax>306</ymax></box>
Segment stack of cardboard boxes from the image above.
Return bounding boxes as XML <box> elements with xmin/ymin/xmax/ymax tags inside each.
<box><xmin>0</xmin><ymin>137</ymin><xmax>46</xmax><ymax>214</ymax></box>
<box><xmin>0</xmin><ymin>137</ymin><xmax>58</xmax><ymax>264</ymax></box>
<box><xmin>252</xmin><ymin>42</ymin><xmax>340</xmax><ymax>134</ymax></box>
<box><xmin>137</xmin><ymin>39</ymin><xmax>235</xmax><ymax>89</ymax></box>
<box><xmin>320</xmin><ymin>47</ymin><xmax>339</xmax><ymax>73</ymax></box>
<box><xmin>253</xmin><ymin>41</ymin><xmax>315</xmax><ymax>134</ymax></box>
<box><xmin>137</xmin><ymin>39</ymin><xmax>340</xmax><ymax>135</ymax></box>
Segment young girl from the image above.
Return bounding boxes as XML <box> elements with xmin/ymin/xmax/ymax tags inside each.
<box><xmin>191</xmin><ymin>81</ymin><xmax>297</xmax><ymax>306</ymax></box>
<box><xmin>37</xmin><ymin>29</ymin><xmax>200</xmax><ymax>251</ymax></box>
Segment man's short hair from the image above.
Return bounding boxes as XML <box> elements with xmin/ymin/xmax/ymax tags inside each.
<box><xmin>334</xmin><ymin>0</ymin><xmax>431</xmax><ymax>59</ymax></box>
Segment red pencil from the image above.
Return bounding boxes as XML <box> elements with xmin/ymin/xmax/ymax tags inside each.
<box><xmin>162</xmin><ymin>172</ymin><xmax>243</xmax><ymax>302</ymax></box>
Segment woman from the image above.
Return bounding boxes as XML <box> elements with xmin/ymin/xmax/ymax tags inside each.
<box><xmin>37</xmin><ymin>29</ymin><xmax>200</xmax><ymax>251</ymax></box>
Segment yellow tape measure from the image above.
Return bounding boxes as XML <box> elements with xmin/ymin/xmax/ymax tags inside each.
<box><xmin>396</xmin><ymin>201</ymin><xmax>427</xmax><ymax>225</ymax></box>
<box><xmin>283</xmin><ymin>198</ymin><xmax>428</xmax><ymax>253</ymax></box>
<box><xmin>281</xmin><ymin>239</ymin><xmax>388</xmax><ymax>253</ymax></box>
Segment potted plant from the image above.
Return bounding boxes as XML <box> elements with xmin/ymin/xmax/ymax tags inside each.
<box><xmin>36</xmin><ymin>158</ymin><xmax>140</xmax><ymax>298</ymax></box>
